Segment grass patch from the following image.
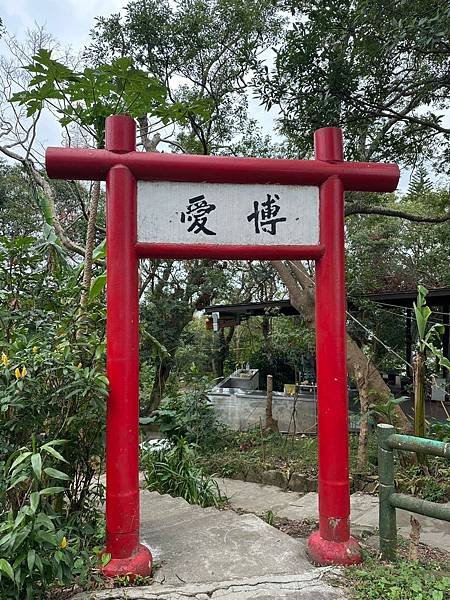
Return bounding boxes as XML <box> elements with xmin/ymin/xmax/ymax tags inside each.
<box><xmin>197</xmin><ymin>429</ymin><xmax>374</xmax><ymax>479</ymax></box>
<box><xmin>345</xmin><ymin>552</ymin><xmax>450</xmax><ymax>600</ymax></box>
<box><xmin>141</xmin><ymin>438</ymin><xmax>226</xmax><ymax>508</ymax></box>
<box><xmin>267</xmin><ymin>515</ymin><xmax>450</xmax><ymax>600</ymax></box>
<box><xmin>197</xmin><ymin>429</ymin><xmax>319</xmax><ymax>478</ymax></box>
<box><xmin>197</xmin><ymin>429</ymin><xmax>449</xmax><ymax>502</ymax></box>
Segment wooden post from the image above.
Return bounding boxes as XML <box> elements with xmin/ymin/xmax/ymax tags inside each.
<box><xmin>265</xmin><ymin>375</ymin><xmax>278</xmax><ymax>432</ymax></box>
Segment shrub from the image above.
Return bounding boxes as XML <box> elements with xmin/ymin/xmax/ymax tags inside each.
<box><xmin>0</xmin><ymin>440</ymin><xmax>99</xmax><ymax>598</ymax></box>
<box><xmin>142</xmin><ymin>386</ymin><xmax>223</xmax><ymax>446</ymax></box>
<box><xmin>0</xmin><ymin>236</ymin><xmax>107</xmax><ymax>516</ymax></box>
<box><xmin>141</xmin><ymin>438</ymin><xmax>225</xmax><ymax>508</ymax></box>
<box><xmin>348</xmin><ymin>558</ymin><xmax>450</xmax><ymax>600</ymax></box>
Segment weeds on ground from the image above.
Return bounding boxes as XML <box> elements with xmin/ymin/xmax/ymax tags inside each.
<box><xmin>347</xmin><ymin>555</ymin><xmax>450</xmax><ymax>600</ymax></box>
<box><xmin>141</xmin><ymin>438</ymin><xmax>225</xmax><ymax>508</ymax></box>
<box><xmin>197</xmin><ymin>429</ymin><xmax>449</xmax><ymax>501</ymax></box>
<box><xmin>197</xmin><ymin>429</ymin><xmax>320</xmax><ymax>478</ymax></box>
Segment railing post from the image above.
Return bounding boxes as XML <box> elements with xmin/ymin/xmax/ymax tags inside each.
<box><xmin>378</xmin><ymin>424</ymin><xmax>397</xmax><ymax>561</ymax></box>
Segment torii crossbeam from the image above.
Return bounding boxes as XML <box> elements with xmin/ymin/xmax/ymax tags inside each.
<box><xmin>46</xmin><ymin>115</ymin><xmax>399</xmax><ymax>576</ymax></box>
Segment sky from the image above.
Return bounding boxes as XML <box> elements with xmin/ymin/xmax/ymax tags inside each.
<box><xmin>0</xmin><ymin>0</ymin><xmax>277</xmax><ymax>150</ymax></box>
<box><xmin>0</xmin><ymin>0</ymin><xmax>432</xmax><ymax>191</ymax></box>
<box><xmin>1</xmin><ymin>0</ymin><xmax>128</xmax><ymax>49</ymax></box>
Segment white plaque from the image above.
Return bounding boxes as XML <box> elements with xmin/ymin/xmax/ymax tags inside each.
<box><xmin>137</xmin><ymin>181</ymin><xmax>319</xmax><ymax>246</ymax></box>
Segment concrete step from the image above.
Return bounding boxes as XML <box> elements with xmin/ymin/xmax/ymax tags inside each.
<box><xmin>217</xmin><ymin>478</ymin><xmax>450</xmax><ymax>552</ymax></box>
<box><xmin>139</xmin><ymin>491</ymin><xmax>312</xmax><ymax>588</ymax></box>
<box><xmin>74</xmin><ymin>489</ymin><xmax>346</xmax><ymax>599</ymax></box>
<box><xmin>75</xmin><ymin>572</ymin><xmax>345</xmax><ymax>599</ymax></box>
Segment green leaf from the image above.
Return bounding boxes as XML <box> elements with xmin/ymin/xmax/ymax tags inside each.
<box><xmin>43</xmin><ymin>467</ymin><xmax>71</xmax><ymax>481</ymax></box>
<box><xmin>41</xmin><ymin>439</ymin><xmax>68</xmax><ymax>448</ymax></box>
<box><xmin>0</xmin><ymin>558</ymin><xmax>14</xmax><ymax>581</ymax></box>
<box><xmin>92</xmin><ymin>239</ymin><xmax>106</xmax><ymax>260</ymax></box>
<box><xmin>30</xmin><ymin>492</ymin><xmax>39</xmax><ymax>513</ymax></box>
<box><xmin>417</xmin><ymin>284</ymin><xmax>429</xmax><ymax>304</ymax></box>
<box><xmin>101</xmin><ymin>552</ymin><xmax>111</xmax><ymax>566</ymax></box>
<box><xmin>27</xmin><ymin>549</ymin><xmax>35</xmax><ymax>573</ymax></box>
<box><xmin>31</xmin><ymin>453</ymin><xmax>42</xmax><ymax>480</ymax></box>
<box><xmin>41</xmin><ymin>445</ymin><xmax>68</xmax><ymax>464</ymax></box>
<box><xmin>34</xmin><ymin>553</ymin><xmax>43</xmax><ymax>573</ymax></box>
<box><xmin>89</xmin><ymin>272</ymin><xmax>106</xmax><ymax>300</ymax></box>
<box><xmin>414</xmin><ymin>302</ymin><xmax>431</xmax><ymax>341</ymax></box>
<box><xmin>8</xmin><ymin>451</ymin><xmax>32</xmax><ymax>474</ymax></box>
<box><xmin>439</xmin><ymin>356</ymin><xmax>450</xmax><ymax>370</ymax></box>
<box><xmin>7</xmin><ymin>475</ymin><xmax>28</xmax><ymax>491</ymax></box>
<box><xmin>39</xmin><ymin>486</ymin><xmax>65</xmax><ymax>496</ymax></box>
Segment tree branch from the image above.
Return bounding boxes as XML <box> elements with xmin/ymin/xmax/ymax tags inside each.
<box><xmin>345</xmin><ymin>203</ymin><xmax>450</xmax><ymax>223</ymax></box>
<box><xmin>0</xmin><ymin>144</ymin><xmax>85</xmax><ymax>256</ymax></box>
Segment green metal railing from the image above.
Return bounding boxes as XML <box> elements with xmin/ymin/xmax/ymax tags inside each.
<box><xmin>377</xmin><ymin>423</ymin><xmax>450</xmax><ymax>560</ymax></box>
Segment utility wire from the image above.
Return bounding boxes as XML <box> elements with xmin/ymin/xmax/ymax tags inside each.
<box><xmin>360</xmin><ymin>304</ymin><xmax>450</xmax><ymax>329</ymax></box>
<box><xmin>346</xmin><ymin>311</ymin><xmax>413</xmax><ymax>369</ymax></box>
<box><xmin>359</xmin><ymin>299</ymin><xmax>450</xmax><ymax>318</ymax></box>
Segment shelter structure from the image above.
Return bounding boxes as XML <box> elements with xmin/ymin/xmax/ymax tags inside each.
<box><xmin>365</xmin><ymin>287</ymin><xmax>450</xmax><ymax>377</ymax></box>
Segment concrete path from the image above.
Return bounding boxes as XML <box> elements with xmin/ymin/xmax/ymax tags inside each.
<box><xmin>217</xmin><ymin>478</ymin><xmax>450</xmax><ymax>552</ymax></box>
<box><xmin>74</xmin><ymin>478</ymin><xmax>449</xmax><ymax>598</ymax></box>
<box><xmin>75</xmin><ymin>489</ymin><xmax>345</xmax><ymax>599</ymax></box>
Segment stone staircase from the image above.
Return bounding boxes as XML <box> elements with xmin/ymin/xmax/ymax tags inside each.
<box><xmin>217</xmin><ymin>478</ymin><xmax>450</xmax><ymax>552</ymax></box>
<box><xmin>75</xmin><ymin>488</ymin><xmax>345</xmax><ymax>599</ymax></box>
<box><xmin>75</xmin><ymin>478</ymin><xmax>449</xmax><ymax>598</ymax></box>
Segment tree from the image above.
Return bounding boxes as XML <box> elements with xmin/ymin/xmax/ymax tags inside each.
<box><xmin>346</xmin><ymin>187</ymin><xmax>450</xmax><ymax>295</ymax></box>
<box><xmin>253</xmin><ymin>0</ymin><xmax>450</xmax><ymax>430</ymax></box>
<box><xmin>9</xmin><ymin>47</ymin><xmax>206</xmax><ymax>310</ymax></box>
<box><xmin>82</xmin><ymin>0</ymin><xmax>284</xmax><ymax>408</ymax></box>
<box><xmin>261</xmin><ymin>0</ymin><xmax>450</xmax><ymax>169</ymax></box>
<box><xmin>86</xmin><ymin>0</ymin><xmax>283</xmax><ymax>155</ymax></box>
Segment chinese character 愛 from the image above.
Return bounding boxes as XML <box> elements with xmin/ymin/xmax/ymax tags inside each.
<box><xmin>180</xmin><ymin>194</ymin><xmax>216</xmax><ymax>235</ymax></box>
<box><xmin>247</xmin><ymin>194</ymin><xmax>286</xmax><ymax>235</ymax></box>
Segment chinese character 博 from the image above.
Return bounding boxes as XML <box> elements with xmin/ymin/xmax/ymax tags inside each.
<box><xmin>180</xmin><ymin>194</ymin><xmax>216</xmax><ymax>235</ymax></box>
<box><xmin>247</xmin><ymin>194</ymin><xmax>286</xmax><ymax>235</ymax></box>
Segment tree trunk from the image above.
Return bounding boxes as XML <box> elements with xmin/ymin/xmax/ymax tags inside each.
<box><xmin>408</xmin><ymin>516</ymin><xmax>421</xmax><ymax>561</ymax></box>
<box><xmin>148</xmin><ymin>359</ymin><xmax>173</xmax><ymax>412</ymax></box>
<box><xmin>413</xmin><ymin>351</ymin><xmax>426</xmax><ymax>438</ymax></box>
<box><xmin>346</xmin><ymin>337</ymin><xmax>409</xmax><ymax>431</ymax></box>
<box><xmin>354</xmin><ymin>361</ymin><xmax>370</xmax><ymax>472</ymax></box>
<box><xmin>265</xmin><ymin>374</ymin><xmax>279</xmax><ymax>432</ymax></box>
<box><xmin>212</xmin><ymin>327</ymin><xmax>234</xmax><ymax>379</ymax></box>
<box><xmin>80</xmin><ymin>180</ymin><xmax>101</xmax><ymax>309</ymax></box>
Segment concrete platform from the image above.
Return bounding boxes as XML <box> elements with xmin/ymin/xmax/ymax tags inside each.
<box><xmin>74</xmin><ymin>490</ymin><xmax>345</xmax><ymax>599</ymax></box>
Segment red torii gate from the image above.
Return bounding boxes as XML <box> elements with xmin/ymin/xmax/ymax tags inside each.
<box><xmin>46</xmin><ymin>115</ymin><xmax>399</xmax><ymax>576</ymax></box>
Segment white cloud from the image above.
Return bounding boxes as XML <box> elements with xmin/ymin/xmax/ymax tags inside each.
<box><xmin>1</xmin><ymin>0</ymin><xmax>129</xmax><ymax>47</ymax></box>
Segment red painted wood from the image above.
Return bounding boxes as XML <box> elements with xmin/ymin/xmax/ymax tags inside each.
<box><xmin>45</xmin><ymin>147</ymin><xmax>399</xmax><ymax>192</ymax></box>
<box><xmin>43</xmin><ymin>116</ymin><xmax>400</xmax><ymax>570</ymax></box>
<box><xmin>135</xmin><ymin>242</ymin><xmax>325</xmax><ymax>260</ymax></box>
<box><xmin>307</xmin><ymin>127</ymin><xmax>361</xmax><ymax>564</ymax></box>
<box><xmin>104</xmin><ymin>117</ymin><xmax>151</xmax><ymax>576</ymax></box>
<box><xmin>105</xmin><ymin>163</ymin><xmax>142</xmax><ymax>558</ymax></box>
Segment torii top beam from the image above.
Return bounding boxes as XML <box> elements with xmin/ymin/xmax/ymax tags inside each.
<box><xmin>46</xmin><ymin>144</ymin><xmax>399</xmax><ymax>193</ymax></box>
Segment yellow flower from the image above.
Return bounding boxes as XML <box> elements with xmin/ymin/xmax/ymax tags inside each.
<box><xmin>1</xmin><ymin>353</ymin><xmax>8</xmax><ymax>367</ymax></box>
<box><xmin>14</xmin><ymin>367</ymin><xmax>21</xmax><ymax>379</ymax></box>
<box><xmin>21</xmin><ymin>366</ymin><xmax>27</xmax><ymax>378</ymax></box>
<box><xmin>60</xmin><ymin>536</ymin><xmax>67</xmax><ymax>549</ymax></box>
<box><xmin>32</xmin><ymin>346</ymin><xmax>39</xmax><ymax>354</ymax></box>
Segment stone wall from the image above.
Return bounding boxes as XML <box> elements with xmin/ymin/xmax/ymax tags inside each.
<box><xmin>207</xmin><ymin>390</ymin><xmax>317</xmax><ymax>434</ymax></box>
